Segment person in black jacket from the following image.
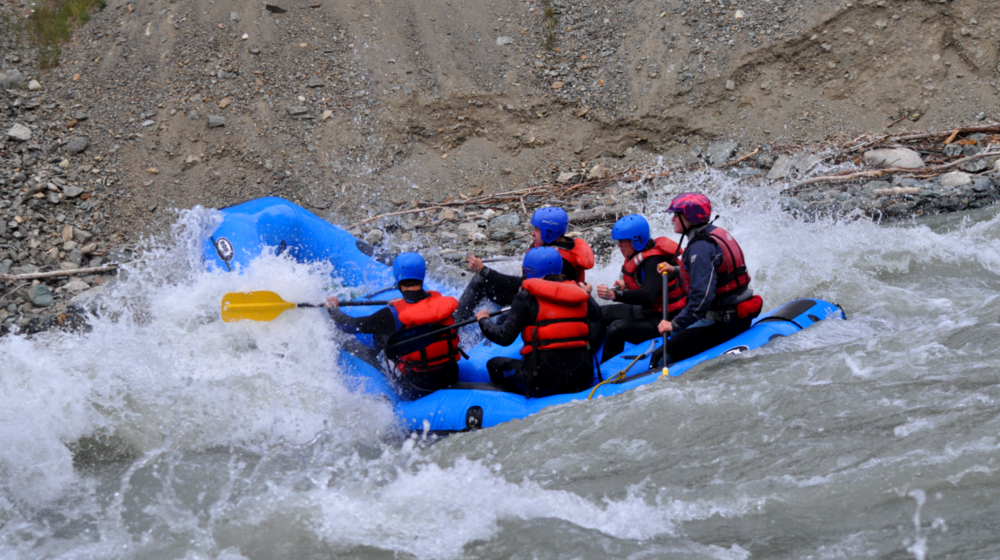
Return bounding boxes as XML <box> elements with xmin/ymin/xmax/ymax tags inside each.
<box><xmin>475</xmin><ymin>247</ymin><xmax>601</xmax><ymax>398</ymax></box>
<box><xmin>588</xmin><ymin>214</ymin><xmax>687</xmax><ymax>363</ymax></box>
<box><xmin>325</xmin><ymin>252</ymin><xmax>461</xmax><ymax>400</ymax></box>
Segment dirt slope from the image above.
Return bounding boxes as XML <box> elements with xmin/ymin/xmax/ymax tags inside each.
<box><xmin>6</xmin><ymin>0</ymin><xmax>1000</xmax><ymax>237</ymax></box>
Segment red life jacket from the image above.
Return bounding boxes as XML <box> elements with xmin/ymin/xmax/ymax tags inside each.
<box><xmin>679</xmin><ymin>225</ymin><xmax>751</xmax><ymax>299</ymax></box>
<box><xmin>391</xmin><ymin>292</ymin><xmax>461</xmax><ymax>373</ymax></box>
<box><xmin>620</xmin><ymin>237</ymin><xmax>688</xmax><ymax>314</ymax></box>
<box><xmin>519</xmin><ymin>279</ymin><xmax>591</xmax><ymax>356</ymax></box>
<box><xmin>555</xmin><ymin>237</ymin><xmax>595</xmax><ymax>283</ymax></box>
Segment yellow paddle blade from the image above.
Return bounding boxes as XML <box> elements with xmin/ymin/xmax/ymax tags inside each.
<box><xmin>221</xmin><ymin>291</ymin><xmax>297</xmax><ymax>323</ymax></box>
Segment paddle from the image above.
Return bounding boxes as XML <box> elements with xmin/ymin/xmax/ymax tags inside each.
<box><xmin>660</xmin><ymin>269</ymin><xmax>670</xmax><ymax>377</ymax></box>
<box><xmin>481</xmin><ymin>256</ymin><xmax>520</xmax><ymax>263</ymax></box>
<box><xmin>220</xmin><ymin>290</ymin><xmax>391</xmax><ymax>323</ymax></box>
<box><xmin>384</xmin><ymin>307</ymin><xmax>510</xmax><ymax>357</ymax></box>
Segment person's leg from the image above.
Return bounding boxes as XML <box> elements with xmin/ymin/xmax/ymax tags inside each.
<box><xmin>529</xmin><ymin>349</ymin><xmax>594</xmax><ymax>397</ymax></box>
<box><xmin>652</xmin><ymin>316</ymin><xmax>754</xmax><ymax>367</ymax></box>
<box><xmin>487</xmin><ymin>357</ymin><xmax>527</xmax><ymax>394</ymax></box>
<box><xmin>598</xmin><ymin>305</ymin><xmax>661</xmax><ymax>363</ymax></box>
<box><xmin>394</xmin><ymin>363</ymin><xmax>460</xmax><ymax>401</ymax></box>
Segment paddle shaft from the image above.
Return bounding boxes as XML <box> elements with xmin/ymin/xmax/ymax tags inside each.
<box><xmin>386</xmin><ymin>307</ymin><xmax>510</xmax><ymax>349</ymax></box>
<box><xmin>482</xmin><ymin>256</ymin><xmax>520</xmax><ymax>263</ymax></box>
<box><xmin>661</xmin><ymin>271</ymin><xmax>670</xmax><ymax>375</ymax></box>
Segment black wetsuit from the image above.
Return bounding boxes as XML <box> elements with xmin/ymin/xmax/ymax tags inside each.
<box><xmin>595</xmin><ymin>255</ymin><xmax>670</xmax><ymax>363</ymax></box>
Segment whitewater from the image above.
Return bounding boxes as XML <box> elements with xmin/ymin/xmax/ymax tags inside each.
<box><xmin>2</xmin><ymin>170</ymin><xmax>1000</xmax><ymax>559</ymax></box>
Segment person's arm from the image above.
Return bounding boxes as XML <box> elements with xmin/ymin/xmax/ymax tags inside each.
<box><xmin>327</xmin><ymin>306</ymin><xmax>397</xmax><ymax>336</ymax></box>
<box><xmin>669</xmin><ymin>242</ymin><xmax>720</xmax><ymax>332</ymax></box>
<box><xmin>614</xmin><ymin>257</ymin><xmax>664</xmax><ymax>308</ymax></box>
<box><xmin>477</xmin><ymin>291</ymin><xmax>532</xmax><ymax>346</ymax></box>
<box><xmin>480</xmin><ymin>266</ymin><xmax>526</xmax><ymax>289</ymax></box>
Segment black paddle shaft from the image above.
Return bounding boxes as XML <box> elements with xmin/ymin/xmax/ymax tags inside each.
<box><xmin>386</xmin><ymin>307</ymin><xmax>510</xmax><ymax>351</ymax></box>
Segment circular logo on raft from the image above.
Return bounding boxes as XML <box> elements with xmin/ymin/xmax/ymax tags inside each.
<box><xmin>214</xmin><ymin>237</ymin><xmax>235</xmax><ymax>262</ymax></box>
<box><xmin>723</xmin><ymin>345</ymin><xmax>749</xmax><ymax>356</ymax></box>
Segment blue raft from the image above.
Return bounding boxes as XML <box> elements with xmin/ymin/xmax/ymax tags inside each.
<box><xmin>206</xmin><ymin>197</ymin><xmax>846</xmax><ymax>432</ymax></box>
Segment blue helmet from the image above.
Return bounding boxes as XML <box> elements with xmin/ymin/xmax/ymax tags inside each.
<box><xmin>612</xmin><ymin>214</ymin><xmax>651</xmax><ymax>252</ymax></box>
<box><xmin>522</xmin><ymin>247</ymin><xmax>563</xmax><ymax>279</ymax></box>
<box><xmin>392</xmin><ymin>252</ymin><xmax>426</xmax><ymax>285</ymax></box>
<box><xmin>530</xmin><ymin>207</ymin><xmax>569</xmax><ymax>244</ymax></box>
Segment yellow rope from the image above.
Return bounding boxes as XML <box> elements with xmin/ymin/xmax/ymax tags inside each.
<box><xmin>587</xmin><ymin>370</ymin><xmax>627</xmax><ymax>400</ymax></box>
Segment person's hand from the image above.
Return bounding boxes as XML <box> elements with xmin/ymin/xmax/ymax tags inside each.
<box><xmin>657</xmin><ymin>262</ymin><xmax>675</xmax><ymax>275</ymax></box>
<box><xmin>474</xmin><ymin>309</ymin><xmax>491</xmax><ymax>321</ymax></box>
<box><xmin>468</xmin><ymin>255</ymin><xmax>485</xmax><ymax>274</ymax></box>
<box><xmin>658</xmin><ymin>320</ymin><xmax>673</xmax><ymax>333</ymax></box>
<box><xmin>596</xmin><ymin>284</ymin><xmax>616</xmax><ymax>300</ymax></box>
<box><xmin>613</xmin><ymin>279</ymin><xmax>626</xmax><ymax>290</ymax></box>
<box><xmin>325</xmin><ymin>295</ymin><xmax>340</xmax><ymax>308</ymax></box>
<box><xmin>578</xmin><ymin>282</ymin><xmax>593</xmax><ymax>294</ymax></box>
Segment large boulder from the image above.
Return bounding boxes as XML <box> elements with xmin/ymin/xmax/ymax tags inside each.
<box><xmin>863</xmin><ymin>148</ymin><xmax>924</xmax><ymax>169</ymax></box>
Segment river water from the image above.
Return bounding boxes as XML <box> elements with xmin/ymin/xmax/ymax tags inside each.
<box><xmin>2</xmin><ymin>171</ymin><xmax>1000</xmax><ymax>560</ymax></box>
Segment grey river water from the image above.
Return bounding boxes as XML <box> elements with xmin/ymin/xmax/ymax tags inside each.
<box><xmin>2</xmin><ymin>173</ymin><xmax>1000</xmax><ymax>559</ymax></box>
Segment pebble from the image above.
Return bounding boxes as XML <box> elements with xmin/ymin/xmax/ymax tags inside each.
<box><xmin>863</xmin><ymin>148</ymin><xmax>924</xmax><ymax>169</ymax></box>
<box><xmin>939</xmin><ymin>171</ymin><xmax>972</xmax><ymax>187</ymax></box>
<box><xmin>7</xmin><ymin>123</ymin><xmax>32</xmax><ymax>142</ymax></box>
<box><xmin>65</xmin><ymin>136</ymin><xmax>89</xmax><ymax>154</ymax></box>
<box><xmin>27</xmin><ymin>79</ymin><xmax>41</xmax><ymax>91</ymax></box>
<box><xmin>207</xmin><ymin>115</ymin><xmax>227</xmax><ymax>128</ymax></box>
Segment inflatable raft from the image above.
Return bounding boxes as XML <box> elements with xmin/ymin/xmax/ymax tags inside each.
<box><xmin>206</xmin><ymin>197</ymin><xmax>846</xmax><ymax>432</ymax></box>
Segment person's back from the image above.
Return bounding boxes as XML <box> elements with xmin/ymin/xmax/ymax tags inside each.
<box><xmin>476</xmin><ymin>247</ymin><xmax>598</xmax><ymax>398</ymax></box>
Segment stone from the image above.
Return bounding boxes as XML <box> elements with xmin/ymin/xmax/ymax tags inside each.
<box><xmin>496</xmin><ymin>36</ymin><xmax>515</xmax><ymax>46</ymax></box>
<box><xmin>307</xmin><ymin>76</ymin><xmax>324</xmax><ymax>88</ymax></box>
<box><xmin>586</xmin><ymin>163</ymin><xmax>610</xmax><ymax>180</ymax></box>
<box><xmin>705</xmin><ymin>140</ymin><xmax>738</xmax><ymax>165</ymax></box>
<box><xmin>62</xmin><ymin>185</ymin><xmax>85</xmax><ymax>198</ymax></box>
<box><xmin>7</xmin><ymin>123</ymin><xmax>32</xmax><ymax>142</ymax></box>
<box><xmin>556</xmin><ymin>171</ymin><xmax>583</xmax><ymax>184</ymax></box>
<box><xmin>766</xmin><ymin>153</ymin><xmax>823</xmax><ymax>180</ymax></box>
<box><xmin>65</xmin><ymin>136</ymin><xmax>89</xmax><ymax>154</ymax></box>
<box><xmin>961</xmin><ymin>158</ymin><xmax>991</xmax><ymax>173</ymax></box>
<box><xmin>28</xmin><ymin>284</ymin><xmax>54</xmax><ymax>307</ymax></box>
<box><xmin>27</xmin><ymin>79</ymin><xmax>41</xmax><ymax>91</ymax></box>
<box><xmin>487</xmin><ymin>213</ymin><xmax>521</xmax><ymax>241</ymax></box>
<box><xmin>863</xmin><ymin>148</ymin><xmax>924</xmax><ymax>169</ymax></box>
<box><xmin>183</xmin><ymin>155</ymin><xmax>202</xmax><ymax>170</ymax></box>
<box><xmin>457</xmin><ymin>222</ymin><xmax>480</xmax><ymax>236</ymax></box>
<box><xmin>363</xmin><ymin>228</ymin><xmax>384</xmax><ymax>245</ymax></box>
<box><xmin>5</xmin><ymin>69</ymin><xmax>25</xmax><ymax>88</ymax></box>
<box><xmin>440</xmin><ymin>250</ymin><xmax>465</xmax><ymax>262</ymax></box>
<box><xmin>972</xmin><ymin>178</ymin><xmax>993</xmax><ymax>193</ymax></box>
<box><xmin>187</xmin><ymin>109</ymin><xmax>200</xmax><ymax>120</ymax></box>
<box><xmin>63</xmin><ymin>279</ymin><xmax>91</xmax><ymax>293</ymax></box>
<box><xmin>939</xmin><ymin>171</ymin><xmax>972</xmax><ymax>187</ymax></box>
<box><xmin>230</xmin><ymin>11</ymin><xmax>240</xmax><ymax>21</ymax></box>
<box><xmin>207</xmin><ymin>115</ymin><xmax>226</xmax><ymax>128</ymax></box>
<box><xmin>287</xmin><ymin>106</ymin><xmax>308</xmax><ymax>116</ymax></box>
<box><xmin>439</xmin><ymin>208</ymin><xmax>456</xmax><ymax>221</ymax></box>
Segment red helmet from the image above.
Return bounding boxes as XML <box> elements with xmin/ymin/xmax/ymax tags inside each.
<box><xmin>667</xmin><ymin>192</ymin><xmax>712</xmax><ymax>225</ymax></box>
